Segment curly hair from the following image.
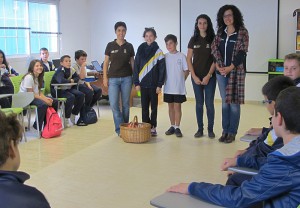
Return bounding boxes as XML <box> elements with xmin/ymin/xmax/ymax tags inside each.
<box><xmin>193</xmin><ymin>14</ymin><xmax>215</xmax><ymax>43</ymax></box>
<box><xmin>216</xmin><ymin>5</ymin><xmax>245</xmax><ymax>33</ymax></box>
<box><xmin>0</xmin><ymin>111</ymin><xmax>22</xmax><ymax>167</ymax></box>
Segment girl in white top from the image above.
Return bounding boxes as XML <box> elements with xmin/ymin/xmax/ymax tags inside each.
<box><xmin>20</xmin><ymin>60</ymin><xmax>58</xmax><ymax>131</ymax></box>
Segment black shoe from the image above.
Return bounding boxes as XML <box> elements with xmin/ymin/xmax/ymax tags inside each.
<box><xmin>165</xmin><ymin>126</ymin><xmax>175</xmax><ymax>135</ymax></box>
<box><xmin>77</xmin><ymin>119</ymin><xmax>88</xmax><ymax>126</ymax></box>
<box><xmin>218</xmin><ymin>134</ymin><xmax>227</xmax><ymax>142</ymax></box>
<box><xmin>194</xmin><ymin>130</ymin><xmax>203</xmax><ymax>138</ymax></box>
<box><xmin>224</xmin><ymin>134</ymin><xmax>235</xmax><ymax>143</ymax></box>
<box><xmin>208</xmin><ymin>131</ymin><xmax>215</xmax><ymax>138</ymax></box>
<box><xmin>175</xmin><ymin>128</ymin><xmax>183</xmax><ymax>137</ymax></box>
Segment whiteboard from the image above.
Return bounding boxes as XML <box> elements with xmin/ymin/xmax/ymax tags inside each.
<box><xmin>180</xmin><ymin>0</ymin><xmax>278</xmax><ymax>73</ymax></box>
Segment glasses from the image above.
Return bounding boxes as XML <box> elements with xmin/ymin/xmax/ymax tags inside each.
<box><xmin>262</xmin><ymin>100</ymin><xmax>272</xmax><ymax>104</ymax></box>
<box><xmin>223</xmin><ymin>14</ymin><xmax>233</xmax><ymax>19</ymax></box>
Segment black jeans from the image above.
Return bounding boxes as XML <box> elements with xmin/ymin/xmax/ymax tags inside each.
<box><xmin>78</xmin><ymin>84</ymin><xmax>102</xmax><ymax>107</ymax></box>
<box><xmin>141</xmin><ymin>87</ymin><xmax>158</xmax><ymax>128</ymax></box>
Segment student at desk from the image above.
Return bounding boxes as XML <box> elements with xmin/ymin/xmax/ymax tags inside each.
<box><xmin>167</xmin><ymin>86</ymin><xmax>300</xmax><ymax>208</ymax></box>
<box><xmin>51</xmin><ymin>55</ymin><xmax>86</xmax><ymax>127</ymax></box>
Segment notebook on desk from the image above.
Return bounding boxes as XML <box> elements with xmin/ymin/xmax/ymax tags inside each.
<box><xmin>91</xmin><ymin>60</ymin><xmax>103</xmax><ymax>72</ymax></box>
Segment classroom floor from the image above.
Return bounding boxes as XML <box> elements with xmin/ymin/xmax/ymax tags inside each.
<box><xmin>19</xmin><ymin>100</ymin><xmax>269</xmax><ymax>208</ymax></box>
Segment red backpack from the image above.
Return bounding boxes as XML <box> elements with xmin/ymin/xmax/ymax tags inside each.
<box><xmin>42</xmin><ymin>107</ymin><xmax>63</xmax><ymax>139</ymax></box>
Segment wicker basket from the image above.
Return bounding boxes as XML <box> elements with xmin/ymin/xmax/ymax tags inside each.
<box><xmin>120</xmin><ymin>116</ymin><xmax>151</xmax><ymax>143</ymax></box>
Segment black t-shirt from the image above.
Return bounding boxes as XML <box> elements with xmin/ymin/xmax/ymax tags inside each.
<box><xmin>105</xmin><ymin>40</ymin><xmax>135</xmax><ymax>78</ymax></box>
<box><xmin>188</xmin><ymin>36</ymin><xmax>214</xmax><ymax>80</ymax></box>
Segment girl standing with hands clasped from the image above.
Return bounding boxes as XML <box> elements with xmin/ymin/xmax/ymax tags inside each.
<box><xmin>211</xmin><ymin>5</ymin><xmax>249</xmax><ymax>143</ymax></box>
<box><xmin>133</xmin><ymin>28</ymin><xmax>166</xmax><ymax>136</ymax></box>
<box><xmin>187</xmin><ymin>14</ymin><xmax>216</xmax><ymax>139</ymax></box>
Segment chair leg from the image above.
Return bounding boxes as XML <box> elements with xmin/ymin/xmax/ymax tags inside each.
<box><xmin>27</xmin><ymin>108</ymin><xmax>31</xmax><ymax>131</ymax></box>
<box><xmin>21</xmin><ymin>113</ymin><xmax>27</xmax><ymax>142</ymax></box>
<box><xmin>35</xmin><ymin>107</ymin><xmax>41</xmax><ymax>138</ymax></box>
<box><xmin>61</xmin><ymin>102</ymin><xmax>66</xmax><ymax>128</ymax></box>
<box><xmin>97</xmin><ymin>101</ymin><xmax>100</xmax><ymax>118</ymax></box>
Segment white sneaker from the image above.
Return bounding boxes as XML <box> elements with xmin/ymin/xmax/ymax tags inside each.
<box><xmin>64</xmin><ymin>118</ymin><xmax>72</xmax><ymax>128</ymax></box>
<box><xmin>70</xmin><ymin>114</ymin><xmax>76</xmax><ymax>124</ymax></box>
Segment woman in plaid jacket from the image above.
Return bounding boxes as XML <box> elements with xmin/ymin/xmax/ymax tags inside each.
<box><xmin>211</xmin><ymin>5</ymin><xmax>249</xmax><ymax>143</ymax></box>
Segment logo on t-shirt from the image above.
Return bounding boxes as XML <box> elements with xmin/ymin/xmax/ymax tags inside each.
<box><xmin>124</xmin><ymin>49</ymin><xmax>127</xmax><ymax>53</ymax></box>
<box><xmin>193</xmin><ymin>45</ymin><xmax>200</xmax><ymax>49</ymax></box>
<box><xmin>111</xmin><ymin>50</ymin><xmax>119</xmax><ymax>53</ymax></box>
<box><xmin>206</xmin><ymin>44</ymin><xmax>210</xmax><ymax>48</ymax></box>
<box><xmin>177</xmin><ymin>59</ymin><xmax>182</xmax><ymax>66</ymax></box>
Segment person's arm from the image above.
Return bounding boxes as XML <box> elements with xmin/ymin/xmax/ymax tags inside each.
<box><xmin>54</xmin><ymin>69</ymin><xmax>71</xmax><ymax>84</ymax></box>
<box><xmin>77</xmin><ymin>63</ymin><xmax>87</xmax><ymax>79</ymax></box>
<box><xmin>103</xmin><ymin>55</ymin><xmax>110</xmax><ymax>88</ymax></box>
<box><xmin>201</xmin><ymin>62</ymin><xmax>215</xmax><ymax>85</ymax></box>
<box><xmin>156</xmin><ymin>51</ymin><xmax>166</xmax><ymax>89</ymax></box>
<box><xmin>187</xmin><ymin>48</ymin><xmax>201</xmax><ymax>85</ymax></box>
<box><xmin>71</xmin><ymin>70</ymin><xmax>80</xmax><ymax>83</ymax></box>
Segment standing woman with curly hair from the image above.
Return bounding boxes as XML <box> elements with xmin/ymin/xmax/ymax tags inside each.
<box><xmin>211</xmin><ymin>5</ymin><xmax>249</xmax><ymax>143</ymax></box>
<box><xmin>187</xmin><ymin>14</ymin><xmax>216</xmax><ymax>138</ymax></box>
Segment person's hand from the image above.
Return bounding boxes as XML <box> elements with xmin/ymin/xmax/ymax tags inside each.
<box><xmin>192</xmin><ymin>74</ymin><xmax>201</xmax><ymax>85</ymax></box>
<box><xmin>167</xmin><ymin>183</ymin><xmax>190</xmax><ymax>194</ymax></box>
<box><xmin>156</xmin><ymin>87</ymin><xmax>161</xmax><ymax>94</ymax></box>
<box><xmin>0</xmin><ymin>64</ymin><xmax>6</xmax><ymax>68</ymax></box>
<box><xmin>221</xmin><ymin>158</ymin><xmax>237</xmax><ymax>171</ymax></box>
<box><xmin>86</xmin><ymin>82</ymin><xmax>93</xmax><ymax>91</ymax></box>
<box><xmin>8</xmin><ymin>74</ymin><xmax>16</xmax><ymax>77</ymax></box>
<box><xmin>245</xmin><ymin>128</ymin><xmax>262</xmax><ymax>136</ymax></box>
<box><xmin>103</xmin><ymin>77</ymin><xmax>108</xmax><ymax>88</ymax></box>
<box><xmin>201</xmin><ymin>75</ymin><xmax>210</xmax><ymax>85</ymax></box>
<box><xmin>94</xmin><ymin>71</ymin><xmax>100</xmax><ymax>76</ymax></box>
<box><xmin>233</xmin><ymin>149</ymin><xmax>246</xmax><ymax>158</ymax></box>
<box><xmin>82</xmin><ymin>62</ymin><xmax>87</xmax><ymax>67</ymax></box>
<box><xmin>45</xmin><ymin>97</ymin><xmax>53</xmax><ymax>106</ymax></box>
<box><xmin>135</xmin><ymin>85</ymin><xmax>141</xmax><ymax>91</ymax></box>
<box><xmin>227</xmin><ymin>170</ymin><xmax>235</xmax><ymax>177</ymax></box>
<box><xmin>70</xmin><ymin>79</ymin><xmax>74</xmax><ymax>83</ymax></box>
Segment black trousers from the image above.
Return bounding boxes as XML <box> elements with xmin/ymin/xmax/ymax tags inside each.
<box><xmin>141</xmin><ymin>87</ymin><xmax>158</xmax><ymax>128</ymax></box>
<box><xmin>78</xmin><ymin>84</ymin><xmax>102</xmax><ymax>107</ymax></box>
<box><xmin>0</xmin><ymin>85</ymin><xmax>13</xmax><ymax>108</ymax></box>
<box><xmin>51</xmin><ymin>88</ymin><xmax>84</xmax><ymax>118</ymax></box>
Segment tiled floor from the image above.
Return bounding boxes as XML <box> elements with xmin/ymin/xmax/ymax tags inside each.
<box><xmin>19</xmin><ymin>100</ymin><xmax>269</xmax><ymax>208</ymax></box>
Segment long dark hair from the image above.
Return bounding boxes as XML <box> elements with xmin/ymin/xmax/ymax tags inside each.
<box><xmin>23</xmin><ymin>59</ymin><xmax>44</xmax><ymax>90</ymax></box>
<box><xmin>0</xmin><ymin>50</ymin><xmax>9</xmax><ymax>69</ymax></box>
<box><xmin>193</xmin><ymin>14</ymin><xmax>215</xmax><ymax>43</ymax></box>
<box><xmin>216</xmin><ymin>5</ymin><xmax>245</xmax><ymax>33</ymax></box>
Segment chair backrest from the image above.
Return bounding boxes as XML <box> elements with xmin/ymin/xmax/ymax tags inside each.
<box><xmin>9</xmin><ymin>75</ymin><xmax>23</xmax><ymax>94</ymax></box>
<box><xmin>44</xmin><ymin>71</ymin><xmax>55</xmax><ymax>95</ymax></box>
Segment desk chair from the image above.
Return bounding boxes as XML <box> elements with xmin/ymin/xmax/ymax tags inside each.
<box><xmin>44</xmin><ymin>71</ymin><xmax>67</xmax><ymax>128</ymax></box>
<box><xmin>9</xmin><ymin>76</ymin><xmax>40</xmax><ymax>137</ymax></box>
<box><xmin>150</xmin><ymin>192</ymin><xmax>224</xmax><ymax>208</ymax></box>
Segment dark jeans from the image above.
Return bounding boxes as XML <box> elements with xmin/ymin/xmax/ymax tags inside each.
<box><xmin>78</xmin><ymin>84</ymin><xmax>102</xmax><ymax>107</ymax></box>
<box><xmin>141</xmin><ymin>87</ymin><xmax>158</xmax><ymax>128</ymax></box>
<box><xmin>0</xmin><ymin>85</ymin><xmax>13</xmax><ymax>107</ymax></box>
<box><xmin>51</xmin><ymin>88</ymin><xmax>84</xmax><ymax>118</ymax></box>
<box><xmin>191</xmin><ymin>76</ymin><xmax>216</xmax><ymax>132</ymax></box>
<box><xmin>31</xmin><ymin>97</ymin><xmax>58</xmax><ymax>130</ymax></box>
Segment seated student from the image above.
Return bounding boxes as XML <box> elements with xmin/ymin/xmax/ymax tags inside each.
<box><xmin>20</xmin><ymin>59</ymin><xmax>58</xmax><ymax>131</ymax></box>
<box><xmin>40</xmin><ymin>47</ymin><xmax>55</xmax><ymax>72</ymax></box>
<box><xmin>50</xmin><ymin>55</ymin><xmax>86</xmax><ymax>126</ymax></box>
<box><xmin>223</xmin><ymin>76</ymin><xmax>295</xmax><ymax>187</ymax></box>
<box><xmin>283</xmin><ymin>53</ymin><xmax>300</xmax><ymax>87</ymax></box>
<box><xmin>167</xmin><ymin>86</ymin><xmax>300</xmax><ymax>208</ymax></box>
<box><xmin>72</xmin><ymin>50</ymin><xmax>101</xmax><ymax>108</ymax></box>
<box><xmin>0</xmin><ymin>49</ymin><xmax>18</xmax><ymax>108</ymax></box>
<box><xmin>0</xmin><ymin>111</ymin><xmax>50</xmax><ymax>207</ymax></box>
<box><xmin>246</xmin><ymin>53</ymin><xmax>300</xmax><ymax>136</ymax></box>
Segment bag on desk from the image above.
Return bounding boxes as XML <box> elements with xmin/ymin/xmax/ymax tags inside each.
<box><xmin>82</xmin><ymin>106</ymin><xmax>98</xmax><ymax>124</ymax></box>
<box><xmin>42</xmin><ymin>107</ymin><xmax>63</xmax><ymax>139</ymax></box>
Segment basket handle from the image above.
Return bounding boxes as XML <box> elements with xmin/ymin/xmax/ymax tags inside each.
<box><xmin>133</xmin><ymin>115</ymin><xmax>138</xmax><ymax>124</ymax></box>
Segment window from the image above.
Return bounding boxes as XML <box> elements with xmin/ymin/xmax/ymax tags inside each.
<box><xmin>0</xmin><ymin>0</ymin><xmax>59</xmax><ymax>56</ymax></box>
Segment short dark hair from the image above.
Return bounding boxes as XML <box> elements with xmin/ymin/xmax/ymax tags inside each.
<box><xmin>164</xmin><ymin>34</ymin><xmax>177</xmax><ymax>43</ymax></box>
<box><xmin>75</xmin><ymin>50</ymin><xmax>87</xmax><ymax>60</ymax></box>
<box><xmin>40</xmin><ymin>48</ymin><xmax>48</xmax><ymax>52</ymax></box>
<box><xmin>143</xmin><ymin>27</ymin><xmax>157</xmax><ymax>38</ymax></box>
<box><xmin>0</xmin><ymin>111</ymin><xmax>22</xmax><ymax>167</ymax></box>
<box><xmin>60</xmin><ymin>55</ymin><xmax>71</xmax><ymax>62</ymax></box>
<box><xmin>262</xmin><ymin>76</ymin><xmax>295</xmax><ymax>101</ymax></box>
<box><xmin>216</xmin><ymin>4</ymin><xmax>245</xmax><ymax>33</ymax></box>
<box><xmin>114</xmin><ymin>21</ymin><xmax>127</xmax><ymax>31</ymax></box>
<box><xmin>275</xmin><ymin>86</ymin><xmax>300</xmax><ymax>133</ymax></box>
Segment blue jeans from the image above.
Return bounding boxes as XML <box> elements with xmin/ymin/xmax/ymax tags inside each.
<box><xmin>108</xmin><ymin>76</ymin><xmax>132</xmax><ymax>134</ymax></box>
<box><xmin>216</xmin><ymin>74</ymin><xmax>240</xmax><ymax>135</ymax></box>
<box><xmin>192</xmin><ymin>76</ymin><xmax>216</xmax><ymax>132</ymax></box>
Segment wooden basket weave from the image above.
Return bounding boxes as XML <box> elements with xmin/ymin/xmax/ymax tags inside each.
<box><xmin>120</xmin><ymin>116</ymin><xmax>151</xmax><ymax>143</ymax></box>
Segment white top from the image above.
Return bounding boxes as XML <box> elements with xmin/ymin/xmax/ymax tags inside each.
<box><xmin>164</xmin><ymin>51</ymin><xmax>188</xmax><ymax>95</ymax></box>
<box><xmin>19</xmin><ymin>74</ymin><xmax>39</xmax><ymax>94</ymax></box>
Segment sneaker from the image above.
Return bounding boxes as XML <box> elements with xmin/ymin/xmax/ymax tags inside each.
<box><xmin>224</xmin><ymin>134</ymin><xmax>236</xmax><ymax>143</ymax></box>
<box><xmin>64</xmin><ymin>118</ymin><xmax>72</xmax><ymax>128</ymax></box>
<box><xmin>175</xmin><ymin>128</ymin><xmax>183</xmax><ymax>137</ymax></box>
<box><xmin>194</xmin><ymin>130</ymin><xmax>203</xmax><ymax>138</ymax></box>
<box><xmin>218</xmin><ymin>133</ymin><xmax>227</xmax><ymax>142</ymax></box>
<box><xmin>70</xmin><ymin>114</ymin><xmax>76</xmax><ymax>124</ymax></box>
<box><xmin>165</xmin><ymin>126</ymin><xmax>175</xmax><ymax>135</ymax></box>
<box><xmin>151</xmin><ymin>128</ymin><xmax>157</xmax><ymax>137</ymax></box>
<box><xmin>208</xmin><ymin>131</ymin><xmax>216</xmax><ymax>138</ymax></box>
